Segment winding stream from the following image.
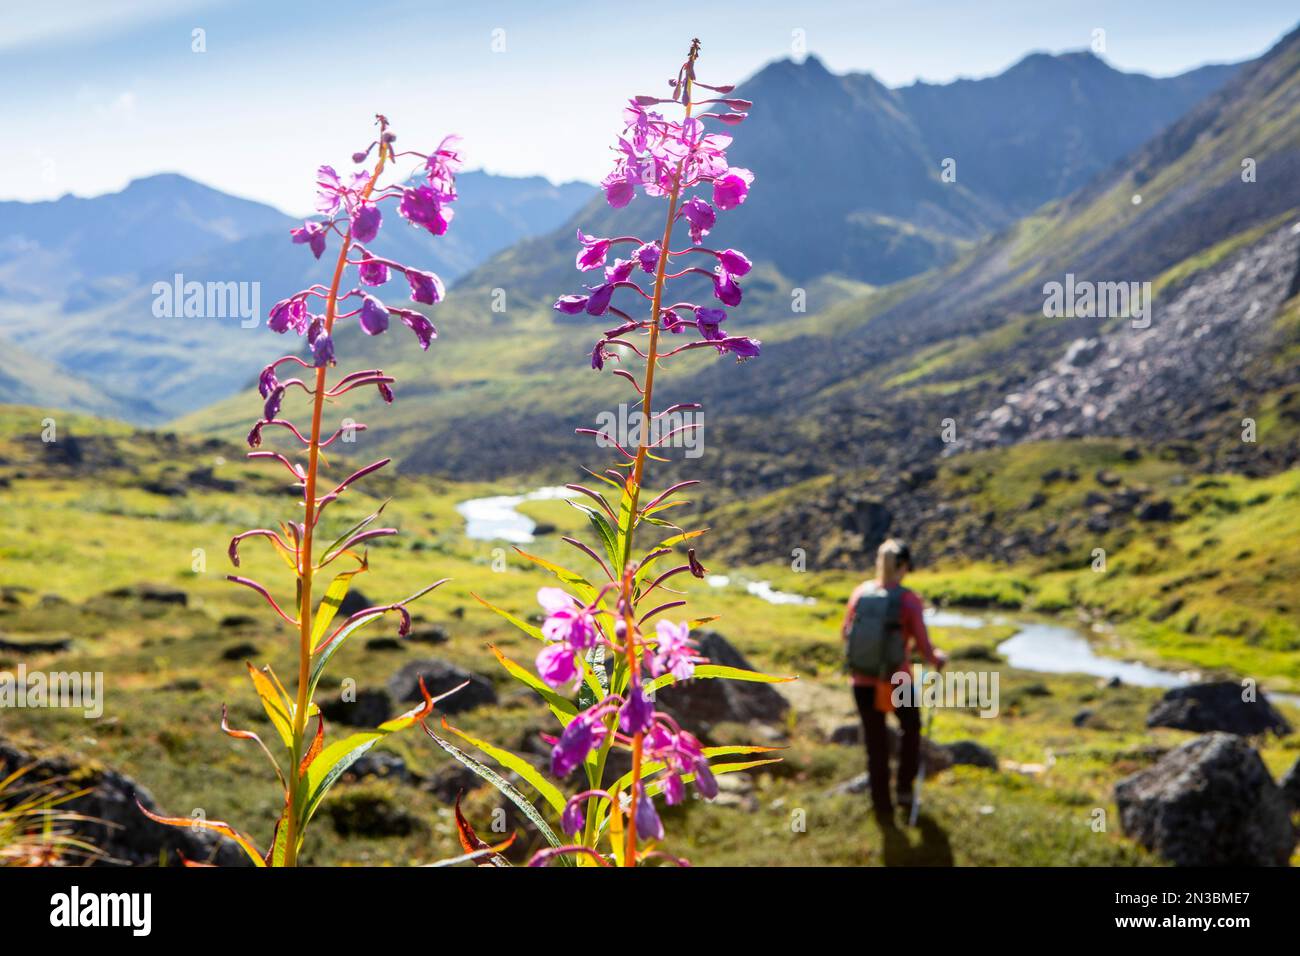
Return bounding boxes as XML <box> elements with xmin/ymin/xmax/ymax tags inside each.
<box><xmin>457</xmin><ymin>489</ymin><xmax>1291</xmax><ymax>698</ymax></box>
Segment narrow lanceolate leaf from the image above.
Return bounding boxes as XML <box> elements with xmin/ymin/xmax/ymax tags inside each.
<box><xmin>439</xmin><ymin>717</ymin><xmax>566</xmax><ymax>814</ymax></box>
<box><xmin>645</xmin><ymin>759</ymin><xmax>782</xmax><ymax>799</ymax></box>
<box><xmin>135</xmin><ymin>801</ymin><xmax>265</xmax><ymax>868</ymax></box>
<box><xmin>310</xmin><ymin>563</ymin><xmax>367</xmax><ymax>646</ymax></box>
<box><xmin>246</xmin><ymin>662</ymin><xmax>294</xmax><ymax>750</ymax></box>
<box><xmin>571</xmin><ymin>502</ymin><xmax>619</xmax><ymax>573</ymax></box>
<box><xmin>644</xmin><ymin>663</ymin><xmax>796</xmax><ymax>695</ymax></box>
<box><xmin>307</xmin><ymin>609</ymin><xmax>385</xmax><ymax>698</ymax></box>
<box><xmin>423</xmin><ymin>841</ymin><xmax>518</xmax><ymax>868</ymax></box>
<box><xmin>656</xmin><ymin>528</ymin><xmax>707</xmax><ymax>549</ymax></box>
<box><xmin>512</xmin><ymin>547</ymin><xmax>596</xmax><ymax>597</ymax></box>
<box><xmin>603</xmin><ymin>746</ymin><xmax>785</xmax><ymax>822</ymax></box>
<box><xmin>453</xmin><ymin>793</ymin><xmax>513</xmax><ymax>866</ymax></box>
<box><xmin>489</xmin><ymin>645</ymin><xmax>578</xmax><ymax>724</ymax></box>
<box><xmin>298</xmin><ymin>715</ymin><xmax>325</xmax><ymax>778</ymax></box>
<box><xmin>318</xmin><ymin>500</ymin><xmax>389</xmax><ymax>566</ymax></box>
<box><xmin>471</xmin><ymin>592</ymin><xmax>543</xmax><ymax>642</ymax></box>
<box><xmin>421</xmin><ymin>723</ymin><xmax>567</xmax><ymax>855</ymax></box>
<box><xmin>300</xmin><ymin>678</ymin><xmax>462</xmax><ymax>827</ymax></box>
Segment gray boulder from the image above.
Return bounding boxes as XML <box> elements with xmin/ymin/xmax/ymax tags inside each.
<box><xmin>387</xmin><ymin>659</ymin><xmax>496</xmax><ymax>713</ymax></box>
<box><xmin>1146</xmin><ymin>681</ymin><xmax>1291</xmax><ymax>737</ymax></box>
<box><xmin>1115</xmin><ymin>732</ymin><xmax>1296</xmax><ymax>866</ymax></box>
<box><xmin>0</xmin><ymin>738</ymin><xmax>250</xmax><ymax>866</ymax></box>
<box><xmin>655</xmin><ymin>630</ymin><xmax>789</xmax><ymax>732</ymax></box>
<box><xmin>320</xmin><ymin>687</ymin><xmax>394</xmax><ymax>727</ymax></box>
<box><xmin>945</xmin><ymin>740</ymin><xmax>997</xmax><ymax>769</ymax></box>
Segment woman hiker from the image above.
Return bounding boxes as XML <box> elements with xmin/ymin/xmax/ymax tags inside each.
<box><xmin>841</xmin><ymin>538</ymin><xmax>946</xmax><ymax>826</ymax></box>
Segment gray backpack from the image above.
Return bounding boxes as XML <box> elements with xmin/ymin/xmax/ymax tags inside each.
<box><xmin>846</xmin><ymin>584</ymin><xmax>904</xmax><ymax>678</ymax></box>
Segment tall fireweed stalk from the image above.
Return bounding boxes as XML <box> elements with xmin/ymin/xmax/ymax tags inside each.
<box><xmin>435</xmin><ymin>41</ymin><xmax>790</xmax><ymax>867</ymax></box>
<box><xmin>139</xmin><ymin>116</ymin><xmax>490</xmax><ymax>867</ymax></box>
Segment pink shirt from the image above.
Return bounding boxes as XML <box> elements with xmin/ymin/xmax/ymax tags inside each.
<box><xmin>841</xmin><ymin>584</ymin><xmax>938</xmax><ymax>687</ymax></box>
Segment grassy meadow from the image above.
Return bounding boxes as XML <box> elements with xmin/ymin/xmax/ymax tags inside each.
<box><xmin>1</xmin><ymin>407</ymin><xmax>1297</xmax><ymax>866</ymax></box>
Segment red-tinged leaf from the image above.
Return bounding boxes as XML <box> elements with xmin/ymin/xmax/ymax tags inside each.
<box><xmin>298</xmin><ymin>714</ymin><xmax>325</xmax><ymax>778</ymax></box>
<box><xmin>135</xmin><ymin>800</ymin><xmax>265</xmax><ymax>868</ymax></box>
<box><xmin>300</xmin><ymin>678</ymin><xmax>464</xmax><ymax>829</ymax></box>
<box><xmin>221</xmin><ymin>704</ymin><xmax>286</xmax><ymax>790</ymax></box>
<box><xmin>452</xmin><ymin>790</ymin><xmax>517</xmax><ymax>867</ymax></box>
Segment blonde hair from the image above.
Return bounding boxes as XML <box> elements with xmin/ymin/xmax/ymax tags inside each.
<box><xmin>875</xmin><ymin>538</ymin><xmax>912</xmax><ymax>582</ymax></box>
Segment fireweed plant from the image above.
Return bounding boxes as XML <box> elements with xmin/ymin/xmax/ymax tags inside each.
<box><xmin>434</xmin><ymin>41</ymin><xmax>789</xmax><ymax>868</ymax></box>
<box><xmin>139</xmin><ymin>116</ymin><xmax>487</xmax><ymax>867</ymax></box>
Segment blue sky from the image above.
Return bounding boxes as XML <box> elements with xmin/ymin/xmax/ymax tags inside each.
<box><xmin>3</xmin><ymin>0</ymin><xmax>1296</xmax><ymax>213</ymax></box>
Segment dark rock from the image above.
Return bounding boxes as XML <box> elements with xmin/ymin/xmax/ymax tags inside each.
<box><xmin>337</xmin><ymin>588</ymin><xmax>373</xmax><ymax>618</ymax></box>
<box><xmin>319</xmin><ymin>687</ymin><xmax>395</xmax><ymax>727</ymax></box>
<box><xmin>0</xmin><ymin>738</ymin><xmax>250</xmax><ymax>866</ymax></box>
<box><xmin>1104</xmin><ymin>676</ymin><xmax>1123</xmax><ymax>688</ymax></box>
<box><xmin>1095</xmin><ymin>469</ymin><xmax>1122</xmax><ymax>487</ymax></box>
<box><xmin>386</xmin><ymin>660</ymin><xmax>497</xmax><ymax>713</ymax></box>
<box><xmin>1136</xmin><ymin>499</ymin><xmax>1176</xmax><ymax>522</ymax></box>
<box><xmin>944</xmin><ymin>740</ymin><xmax>997</xmax><ymax>769</ymax></box>
<box><xmin>655</xmin><ymin>631</ymin><xmax>789</xmax><ymax>733</ymax></box>
<box><xmin>407</xmin><ymin>624</ymin><xmax>450</xmax><ymax>644</ymax></box>
<box><xmin>425</xmin><ymin>762</ymin><xmax>487</xmax><ymax>804</ymax></box>
<box><xmin>324</xmin><ymin>784</ymin><xmax>416</xmax><ymax>837</ymax></box>
<box><xmin>1115</xmin><ymin>733</ymin><xmax>1296</xmax><ymax>866</ymax></box>
<box><xmin>364</xmin><ymin>637</ymin><xmax>404</xmax><ymax>652</ymax></box>
<box><xmin>1280</xmin><ymin>758</ymin><xmax>1300</xmax><ymax>810</ymax></box>
<box><xmin>0</xmin><ymin>634</ymin><xmax>71</xmax><ymax>653</ymax></box>
<box><xmin>343</xmin><ymin>751</ymin><xmax>411</xmax><ymax>784</ymax></box>
<box><xmin>141</xmin><ymin>480</ymin><xmax>187</xmax><ymax>497</ymax></box>
<box><xmin>1072</xmin><ymin>708</ymin><xmax>1095</xmax><ymax>728</ymax></box>
<box><xmin>219</xmin><ymin>614</ymin><xmax>258</xmax><ymax>629</ymax></box>
<box><xmin>829</xmin><ymin>723</ymin><xmax>861</xmax><ymax>746</ymax></box>
<box><xmin>1146</xmin><ymin>681</ymin><xmax>1291</xmax><ymax>737</ymax></box>
<box><xmin>185</xmin><ymin>466</ymin><xmax>238</xmax><ymax>493</ymax></box>
<box><xmin>105</xmin><ymin>584</ymin><xmax>188</xmax><ymax>606</ymax></box>
<box><xmin>219</xmin><ymin>642</ymin><xmax>258</xmax><ymax>661</ymax></box>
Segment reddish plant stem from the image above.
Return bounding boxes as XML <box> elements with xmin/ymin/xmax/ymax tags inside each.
<box><xmin>282</xmin><ymin>126</ymin><xmax>388</xmax><ymax>868</ymax></box>
<box><xmin>621</xmin><ymin>43</ymin><xmax>698</xmax><ymax>868</ymax></box>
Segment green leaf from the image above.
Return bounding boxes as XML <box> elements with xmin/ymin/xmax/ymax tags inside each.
<box><xmin>307</xmin><ymin>609</ymin><xmax>384</xmax><ymax>700</ymax></box>
<box><xmin>318</xmin><ymin>501</ymin><xmax>388</xmax><ymax>566</ymax></box>
<box><xmin>644</xmin><ymin>663</ymin><xmax>796</xmax><ymax>696</ymax></box>
<box><xmin>646</xmin><ymin>758</ymin><xmax>781</xmax><ymax>798</ymax></box>
<box><xmin>608</xmin><ymin>744</ymin><xmax>781</xmax><ymax>793</ymax></box>
<box><xmin>471</xmin><ymin>592</ymin><xmax>544</xmax><ymax>642</ymax></box>
<box><xmin>572</xmin><ymin>502</ymin><xmax>619</xmax><ymax>573</ymax></box>
<box><xmin>422</xmin><ymin>726</ymin><xmax>566</xmax><ymax>854</ymax></box>
<box><xmin>299</xmin><ymin>684</ymin><xmax>452</xmax><ymax>826</ymax></box>
<box><xmin>439</xmin><ymin>719</ymin><xmax>566</xmax><ymax>813</ymax></box>
<box><xmin>489</xmin><ymin>645</ymin><xmax>577</xmax><ymax>725</ymax></box>
<box><xmin>513</xmin><ymin>547</ymin><xmax>596</xmax><ymax>598</ymax></box>
<box><xmin>310</xmin><ymin>565</ymin><xmax>366</xmax><ymax>647</ymax></box>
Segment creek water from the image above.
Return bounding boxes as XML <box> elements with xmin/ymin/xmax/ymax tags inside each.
<box><xmin>457</xmin><ymin>490</ymin><xmax>1293</xmax><ymax>700</ymax></box>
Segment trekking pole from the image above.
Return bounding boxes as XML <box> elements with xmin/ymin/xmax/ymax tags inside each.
<box><xmin>909</xmin><ymin>690</ymin><xmax>935</xmax><ymax>828</ymax></box>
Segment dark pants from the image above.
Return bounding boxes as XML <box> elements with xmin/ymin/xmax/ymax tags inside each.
<box><xmin>853</xmin><ymin>684</ymin><xmax>921</xmax><ymax>818</ymax></box>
